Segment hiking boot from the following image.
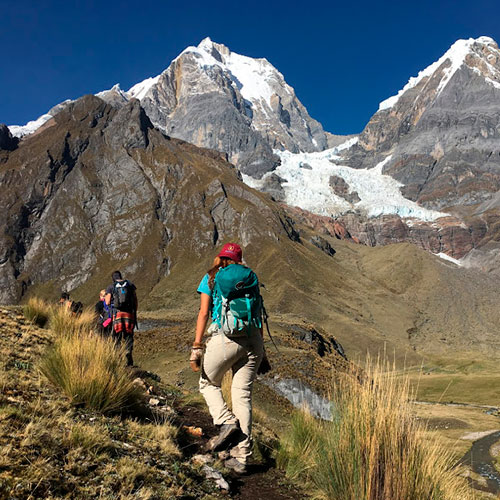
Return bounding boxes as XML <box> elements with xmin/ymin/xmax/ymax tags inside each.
<box><xmin>205</xmin><ymin>423</ymin><xmax>240</xmax><ymax>452</ymax></box>
<box><xmin>224</xmin><ymin>457</ymin><xmax>247</xmax><ymax>474</ymax></box>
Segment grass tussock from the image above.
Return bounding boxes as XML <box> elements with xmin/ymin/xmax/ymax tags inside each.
<box><xmin>40</xmin><ymin>332</ymin><xmax>141</xmax><ymax>414</ymax></box>
<box><xmin>48</xmin><ymin>305</ymin><xmax>96</xmax><ymax>337</ymax></box>
<box><xmin>277</xmin><ymin>357</ymin><xmax>474</xmax><ymax>500</ymax></box>
<box><xmin>23</xmin><ymin>297</ymin><xmax>51</xmax><ymax>328</ymax></box>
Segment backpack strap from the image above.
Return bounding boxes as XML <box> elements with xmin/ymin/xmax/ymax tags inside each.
<box><xmin>245</xmin><ymin>296</ymin><xmax>251</xmax><ymax>323</ymax></box>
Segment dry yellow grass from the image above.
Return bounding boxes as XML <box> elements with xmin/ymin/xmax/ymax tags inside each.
<box><xmin>48</xmin><ymin>305</ymin><xmax>96</xmax><ymax>337</ymax></box>
<box><xmin>23</xmin><ymin>297</ymin><xmax>51</xmax><ymax>328</ymax></box>
<box><xmin>0</xmin><ymin>307</ymin><xmax>222</xmax><ymax>499</ymax></box>
<box><xmin>40</xmin><ymin>331</ymin><xmax>142</xmax><ymax>413</ymax></box>
<box><xmin>127</xmin><ymin>420</ymin><xmax>180</xmax><ymax>457</ymax></box>
<box><xmin>277</xmin><ymin>357</ymin><xmax>474</xmax><ymax>500</ymax></box>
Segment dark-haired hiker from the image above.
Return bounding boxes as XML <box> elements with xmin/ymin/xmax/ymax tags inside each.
<box><xmin>191</xmin><ymin>243</ymin><xmax>265</xmax><ymax>474</ymax></box>
<box><xmin>105</xmin><ymin>271</ymin><xmax>138</xmax><ymax>366</ymax></box>
<box><xmin>59</xmin><ymin>292</ymin><xmax>83</xmax><ymax>316</ymax></box>
<box><xmin>59</xmin><ymin>292</ymin><xmax>72</xmax><ymax>310</ymax></box>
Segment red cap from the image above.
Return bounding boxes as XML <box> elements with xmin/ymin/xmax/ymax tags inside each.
<box><xmin>218</xmin><ymin>243</ymin><xmax>242</xmax><ymax>263</ymax></box>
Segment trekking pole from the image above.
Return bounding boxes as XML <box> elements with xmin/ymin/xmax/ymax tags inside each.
<box><xmin>262</xmin><ymin>304</ymin><xmax>279</xmax><ymax>353</ymax></box>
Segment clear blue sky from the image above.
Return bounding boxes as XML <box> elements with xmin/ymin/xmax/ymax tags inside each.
<box><xmin>1</xmin><ymin>0</ymin><xmax>499</xmax><ymax>134</ymax></box>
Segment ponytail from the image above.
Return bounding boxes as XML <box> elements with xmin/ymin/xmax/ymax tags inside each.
<box><xmin>207</xmin><ymin>256</ymin><xmax>236</xmax><ymax>289</ymax></box>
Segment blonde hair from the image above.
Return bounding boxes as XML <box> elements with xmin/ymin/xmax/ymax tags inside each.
<box><xmin>99</xmin><ymin>289</ymin><xmax>106</xmax><ymax>299</ymax></box>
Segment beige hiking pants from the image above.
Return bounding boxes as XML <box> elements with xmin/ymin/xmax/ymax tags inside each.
<box><xmin>199</xmin><ymin>325</ymin><xmax>264</xmax><ymax>462</ymax></box>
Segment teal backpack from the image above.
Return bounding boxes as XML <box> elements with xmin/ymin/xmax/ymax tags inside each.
<box><xmin>212</xmin><ymin>264</ymin><xmax>263</xmax><ymax>337</ymax></box>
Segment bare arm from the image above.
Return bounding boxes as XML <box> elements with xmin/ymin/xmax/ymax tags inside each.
<box><xmin>105</xmin><ymin>293</ymin><xmax>111</xmax><ymax>306</ymax></box>
<box><xmin>194</xmin><ymin>293</ymin><xmax>211</xmax><ymax>345</ymax></box>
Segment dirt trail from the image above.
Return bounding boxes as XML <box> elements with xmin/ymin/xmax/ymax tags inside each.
<box><xmin>175</xmin><ymin>403</ymin><xmax>305</xmax><ymax>499</ymax></box>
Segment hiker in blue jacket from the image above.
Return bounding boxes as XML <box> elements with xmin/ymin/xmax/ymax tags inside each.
<box><xmin>191</xmin><ymin>243</ymin><xmax>266</xmax><ymax>474</ymax></box>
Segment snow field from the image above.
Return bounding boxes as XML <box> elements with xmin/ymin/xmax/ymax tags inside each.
<box><xmin>244</xmin><ymin>140</ymin><xmax>447</xmax><ymax>222</ymax></box>
<box><xmin>179</xmin><ymin>37</ymin><xmax>285</xmax><ymax>108</ymax></box>
<box><xmin>435</xmin><ymin>252</ymin><xmax>463</xmax><ymax>266</ymax></box>
<box><xmin>8</xmin><ymin>114</ymin><xmax>53</xmax><ymax>138</ymax></box>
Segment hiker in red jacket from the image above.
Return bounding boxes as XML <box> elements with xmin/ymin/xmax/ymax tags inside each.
<box><xmin>105</xmin><ymin>271</ymin><xmax>138</xmax><ymax>366</ymax></box>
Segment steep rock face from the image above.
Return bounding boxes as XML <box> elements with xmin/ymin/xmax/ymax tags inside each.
<box><xmin>0</xmin><ymin>95</ymin><xmax>300</xmax><ymax>304</ymax></box>
<box><xmin>285</xmin><ymin>205</ymin><xmax>490</xmax><ymax>260</ymax></box>
<box><xmin>127</xmin><ymin>38</ymin><xmax>330</xmax><ymax>177</ymax></box>
<box><xmin>346</xmin><ymin>37</ymin><xmax>500</xmax><ymax>212</ymax></box>
<box><xmin>0</xmin><ymin>125</ymin><xmax>19</xmax><ymax>151</ymax></box>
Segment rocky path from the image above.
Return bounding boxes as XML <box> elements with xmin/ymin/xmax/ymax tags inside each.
<box><xmin>175</xmin><ymin>390</ymin><xmax>305</xmax><ymax>499</ymax></box>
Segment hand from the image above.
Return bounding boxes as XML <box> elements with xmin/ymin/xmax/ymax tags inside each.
<box><xmin>190</xmin><ymin>342</ymin><xmax>203</xmax><ymax>372</ymax></box>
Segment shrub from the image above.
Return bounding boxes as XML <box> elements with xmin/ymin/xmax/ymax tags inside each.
<box><xmin>23</xmin><ymin>297</ymin><xmax>51</xmax><ymax>328</ymax></box>
<box><xmin>277</xmin><ymin>358</ymin><xmax>473</xmax><ymax>500</ymax></box>
<box><xmin>48</xmin><ymin>305</ymin><xmax>96</xmax><ymax>337</ymax></box>
<box><xmin>40</xmin><ymin>332</ymin><xmax>142</xmax><ymax>414</ymax></box>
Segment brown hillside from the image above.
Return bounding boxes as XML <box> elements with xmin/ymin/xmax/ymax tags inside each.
<box><xmin>1</xmin><ymin>96</ymin><xmax>500</xmax><ymax>362</ymax></box>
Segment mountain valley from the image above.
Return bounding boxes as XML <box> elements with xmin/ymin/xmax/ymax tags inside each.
<box><xmin>4</xmin><ymin>33</ymin><xmax>500</xmax><ymax>498</ymax></box>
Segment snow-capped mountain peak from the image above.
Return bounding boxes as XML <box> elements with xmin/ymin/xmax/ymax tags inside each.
<box><xmin>128</xmin><ymin>75</ymin><xmax>161</xmax><ymax>100</ymax></box>
<box><xmin>177</xmin><ymin>38</ymin><xmax>284</xmax><ymax>108</ymax></box>
<box><xmin>379</xmin><ymin>36</ymin><xmax>500</xmax><ymax>111</ymax></box>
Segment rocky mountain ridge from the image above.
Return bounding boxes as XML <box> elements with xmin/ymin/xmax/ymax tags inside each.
<box><xmin>0</xmin><ymin>95</ymin><xmax>302</xmax><ymax>304</ymax></box>
<box><xmin>4</xmin><ymin>94</ymin><xmax>500</xmax><ymax>360</ymax></box>
<box><xmin>11</xmin><ymin>38</ymin><xmax>331</xmax><ymax>179</ymax></box>
<box><xmin>8</xmin><ymin>35</ymin><xmax>500</xmax><ymax>269</ymax></box>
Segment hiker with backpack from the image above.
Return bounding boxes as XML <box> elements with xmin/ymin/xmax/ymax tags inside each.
<box><xmin>105</xmin><ymin>271</ymin><xmax>138</xmax><ymax>367</ymax></box>
<box><xmin>95</xmin><ymin>289</ymin><xmax>113</xmax><ymax>336</ymax></box>
<box><xmin>191</xmin><ymin>243</ymin><xmax>270</xmax><ymax>474</ymax></box>
<box><xmin>59</xmin><ymin>292</ymin><xmax>83</xmax><ymax>316</ymax></box>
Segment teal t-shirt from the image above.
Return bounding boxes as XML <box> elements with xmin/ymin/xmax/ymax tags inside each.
<box><xmin>197</xmin><ymin>274</ymin><xmax>211</xmax><ymax>296</ymax></box>
<box><xmin>197</xmin><ymin>274</ymin><xmax>221</xmax><ymax>321</ymax></box>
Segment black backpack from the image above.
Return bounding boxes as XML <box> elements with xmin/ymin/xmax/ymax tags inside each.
<box><xmin>113</xmin><ymin>280</ymin><xmax>134</xmax><ymax>311</ymax></box>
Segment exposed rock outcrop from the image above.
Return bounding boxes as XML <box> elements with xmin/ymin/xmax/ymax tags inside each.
<box><xmin>0</xmin><ymin>124</ymin><xmax>18</xmax><ymax>151</ymax></box>
<box><xmin>0</xmin><ymin>95</ymin><xmax>301</xmax><ymax>304</ymax></box>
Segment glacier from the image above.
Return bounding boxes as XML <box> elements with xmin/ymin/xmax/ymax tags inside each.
<box><xmin>243</xmin><ymin>139</ymin><xmax>447</xmax><ymax>221</ymax></box>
